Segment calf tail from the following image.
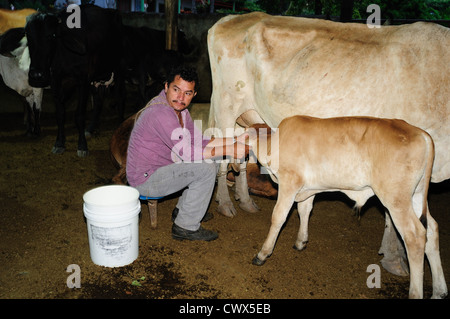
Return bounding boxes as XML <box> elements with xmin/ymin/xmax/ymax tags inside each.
<box><xmin>419</xmin><ymin>131</ymin><xmax>435</xmax><ymax>229</ymax></box>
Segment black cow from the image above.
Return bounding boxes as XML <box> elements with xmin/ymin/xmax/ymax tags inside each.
<box><xmin>84</xmin><ymin>25</ymin><xmax>195</xmax><ymax>135</ymax></box>
<box><xmin>25</xmin><ymin>5</ymin><xmax>125</xmax><ymax>156</ymax></box>
<box><xmin>120</xmin><ymin>25</ymin><xmax>197</xmax><ymax>108</ymax></box>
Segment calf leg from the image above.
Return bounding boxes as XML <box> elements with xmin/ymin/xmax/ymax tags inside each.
<box><xmin>253</xmin><ymin>185</ymin><xmax>297</xmax><ymax>266</ymax></box>
<box><xmin>293</xmin><ymin>196</ymin><xmax>314</xmax><ymax>251</ymax></box>
<box><xmin>424</xmin><ymin>212</ymin><xmax>448</xmax><ymax>299</ymax></box>
<box><xmin>388</xmin><ymin>208</ymin><xmax>427</xmax><ymax>299</ymax></box>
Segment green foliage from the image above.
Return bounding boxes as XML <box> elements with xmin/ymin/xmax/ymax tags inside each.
<box><xmin>3</xmin><ymin>0</ymin><xmax>55</xmax><ymax>11</ymax></box>
<box><xmin>1</xmin><ymin>0</ymin><xmax>94</xmax><ymax>11</ymax></box>
<box><xmin>352</xmin><ymin>0</ymin><xmax>450</xmax><ymax>20</ymax></box>
<box><xmin>252</xmin><ymin>0</ymin><xmax>450</xmax><ymax>19</ymax></box>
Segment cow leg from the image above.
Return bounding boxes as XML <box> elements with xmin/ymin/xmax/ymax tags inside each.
<box><xmin>293</xmin><ymin>196</ymin><xmax>314</xmax><ymax>251</ymax></box>
<box><xmin>23</xmin><ymin>98</ymin><xmax>34</xmax><ymax>137</ymax></box>
<box><xmin>31</xmin><ymin>104</ymin><xmax>41</xmax><ymax>137</ymax></box>
<box><xmin>215</xmin><ymin>160</ymin><xmax>238</xmax><ymax>217</ymax></box>
<box><xmin>379</xmin><ymin>211</ymin><xmax>409</xmax><ymax>276</ymax></box>
<box><xmin>424</xmin><ymin>211</ymin><xmax>448</xmax><ymax>299</ymax></box>
<box><xmin>86</xmin><ymin>86</ymin><xmax>103</xmax><ymax>137</ymax></box>
<box><xmin>113</xmin><ymin>73</ymin><xmax>126</xmax><ymax>123</ymax></box>
<box><xmin>234</xmin><ymin>162</ymin><xmax>260</xmax><ymax>213</ymax></box>
<box><xmin>75</xmin><ymin>83</ymin><xmax>89</xmax><ymax>157</ymax></box>
<box><xmin>253</xmin><ymin>185</ymin><xmax>296</xmax><ymax>266</ymax></box>
<box><xmin>51</xmin><ymin>86</ymin><xmax>66</xmax><ymax>154</ymax></box>
<box><xmin>32</xmin><ymin>88</ymin><xmax>43</xmax><ymax>137</ymax></box>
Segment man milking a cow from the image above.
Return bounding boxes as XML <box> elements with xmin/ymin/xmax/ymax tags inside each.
<box><xmin>126</xmin><ymin>65</ymin><xmax>249</xmax><ymax>241</ymax></box>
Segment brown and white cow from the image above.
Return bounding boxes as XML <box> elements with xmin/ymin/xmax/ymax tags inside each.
<box><xmin>246</xmin><ymin>116</ymin><xmax>447</xmax><ymax>299</ymax></box>
<box><xmin>207</xmin><ymin>12</ymin><xmax>450</xmax><ymax>275</ymax></box>
<box><xmin>0</xmin><ymin>8</ymin><xmax>37</xmax><ymax>34</ymax></box>
<box><xmin>208</xmin><ymin>11</ymin><xmax>450</xmax><ymax>215</ymax></box>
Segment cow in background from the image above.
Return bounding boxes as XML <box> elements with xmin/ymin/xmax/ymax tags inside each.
<box><xmin>121</xmin><ymin>25</ymin><xmax>198</xmax><ymax>106</ymax></box>
<box><xmin>0</xmin><ymin>28</ymin><xmax>43</xmax><ymax>136</ymax></box>
<box><xmin>25</xmin><ymin>5</ymin><xmax>125</xmax><ymax>157</ymax></box>
<box><xmin>0</xmin><ymin>8</ymin><xmax>36</xmax><ymax>33</ymax></box>
<box><xmin>207</xmin><ymin>12</ymin><xmax>450</xmax><ymax>276</ymax></box>
<box><xmin>109</xmin><ymin>113</ymin><xmax>135</xmax><ymax>185</ymax></box>
<box><xmin>82</xmin><ymin>24</ymin><xmax>196</xmax><ymax>137</ymax></box>
<box><xmin>0</xmin><ymin>8</ymin><xmax>43</xmax><ymax>137</ymax></box>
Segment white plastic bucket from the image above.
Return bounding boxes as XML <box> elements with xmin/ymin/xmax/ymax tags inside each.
<box><xmin>83</xmin><ymin>185</ymin><xmax>141</xmax><ymax>267</ymax></box>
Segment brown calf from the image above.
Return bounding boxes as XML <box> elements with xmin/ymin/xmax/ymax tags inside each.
<box><xmin>248</xmin><ymin>116</ymin><xmax>447</xmax><ymax>299</ymax></box>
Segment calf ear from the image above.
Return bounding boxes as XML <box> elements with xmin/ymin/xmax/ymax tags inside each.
<box><xmin>0</xmin><ymin>28</ymin><xmax>26</xmax><ymax>57</ymax></box>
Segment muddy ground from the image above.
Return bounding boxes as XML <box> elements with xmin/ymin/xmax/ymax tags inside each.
<box><xmin>0</xmin><ymin>83</ymin><xmax>449</xmax><ymax>302</ymax></box>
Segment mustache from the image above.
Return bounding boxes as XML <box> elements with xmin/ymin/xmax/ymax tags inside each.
<box><xmin>172</xmin><ymin>100</ymin><xmax>186</xmax><ymax>106</ymax></box>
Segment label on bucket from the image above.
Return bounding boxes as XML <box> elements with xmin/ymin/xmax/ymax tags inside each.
<box><xmin>91</xmin><ymin>223</ymin><xmax>132</xmax><ymax>257</ymax></box>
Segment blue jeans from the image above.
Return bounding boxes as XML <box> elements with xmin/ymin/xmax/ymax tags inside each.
<box><xmin>135</xmin><ymin>162</ymin><xmax>218</xmax><ymax>231</ymax></box>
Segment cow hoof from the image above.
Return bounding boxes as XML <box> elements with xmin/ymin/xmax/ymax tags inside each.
<box><xmin>26</xmin><ymin>131</ymin><xmax>40</xmax><ymax>138</ymax></box>
<box><xmin>239</xmin><ymin>200</ymin><xmax>260</xmax><ymax>213</ymax></box>
<box><xmin>216</xmin><ymin>203</ymin><xmax>237</xmax><ymax>218</ymax></box>
<box><xmin>293</xmin><ymin>242</ymin><xmax>307</xmax><ymax>251</ymax></box>
<box><xmin>51</xmin><ymin>146</ymin><xmax>65</xmax><ymax>154</ymax></box>
<box><xmin>431</xmin><ymin>291</ymin><xmax>448</xmax><ymax>299</ymax></box>
<box><xmin>77</xmin><ymin>150</ymin><xmax>89</xmax><ymax>157</ymax></box>
<box><xmin>252</xmin><ymin>256</ymin><xmax>266</xmax><ymax>266</ymax></box>
<box><xmin>380</xmin><ymin>256</ymin><xmax>409</xmax><ymax>276</ymax></box>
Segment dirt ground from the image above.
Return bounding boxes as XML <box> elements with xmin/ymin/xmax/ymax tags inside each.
<box><xmin>0</xmin><ymin>83</ymin><xmax>449</xmax><ymax>301</ymax></box>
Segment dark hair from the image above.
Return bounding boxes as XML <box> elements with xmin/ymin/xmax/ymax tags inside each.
<box><xmin>166</xmin><ymin>65</ymin><xmax>199</xmax><ymax>92</ymax></box>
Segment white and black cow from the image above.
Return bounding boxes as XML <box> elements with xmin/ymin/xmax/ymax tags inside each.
<box><xmin>246</xmin><ymin>116</ymin><xmax>447</xmax><ymax>299</ymax></box>
<box><xmin>207</xmin><ymin>12</ymin><xmax>450</xmax><ymax>276</ymax></box>
<box><xmin>0</xmin><ymin>27</ymin><xmax>43</xmax><ymax>136</ymax></box>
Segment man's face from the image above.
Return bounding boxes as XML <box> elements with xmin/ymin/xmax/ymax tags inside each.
<box><xmin>165</xmin><ymin>75</ymin><xmax>197</xmax><ymax>112</ymax></box>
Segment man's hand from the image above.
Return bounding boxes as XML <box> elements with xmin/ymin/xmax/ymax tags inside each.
<box><xmin>235</xmin><ymin>131</ymin><xmax>250</xmax><ymax>145</ymax></box>
<box><xmin>233</xmin><ymin>141</ymin><xmax>250</xmax><ymax>161</ymax></box>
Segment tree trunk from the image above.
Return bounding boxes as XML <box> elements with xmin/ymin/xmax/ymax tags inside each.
<box><xmin>340</xmin><ymin>0</ymin><xmax>354</xmax><ymax>22</ymax></box>
<box><xmin>165</xmin><ymin>0</ymin><xmax>178</xmax><ymax>51</ymax></box>
<box><xmin>314</xmin><ymin>0</ymin><xmax>322</xmax><ymax>15</ymax></box>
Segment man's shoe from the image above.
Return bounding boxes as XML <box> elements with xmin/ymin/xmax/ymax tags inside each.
<box><xmin>172</xmin><ymin>223</ymin><xmax>218</xmax><ymax>241</ymax></box>
<box><xmin>172</xmin><ymin>207</ymin><xmax>214</xmax><ymax>223</ymax></box>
